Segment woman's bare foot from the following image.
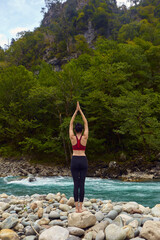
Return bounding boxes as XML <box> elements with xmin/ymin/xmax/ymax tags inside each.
<box><xmin>78</xmin><ymin>208</ymin><xmax>86</xmax><ymax>213</ymax></box>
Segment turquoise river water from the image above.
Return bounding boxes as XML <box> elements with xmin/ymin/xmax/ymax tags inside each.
<box><xmin>0</xmin><ymin>176</ymin><xmax>159</xmax><ymax>208</ymax></box>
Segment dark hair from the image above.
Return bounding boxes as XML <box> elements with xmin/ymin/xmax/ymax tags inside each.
<box><xmin>75</xmin><ymin>123</ymin><xmax>83</xmax><ymax>133</ymax></box>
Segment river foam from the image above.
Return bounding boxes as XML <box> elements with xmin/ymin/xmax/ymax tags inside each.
<box><xmin>1</xmin><ymin>176</ymin><xmax>160</xmax><ymax>207</ymax></box>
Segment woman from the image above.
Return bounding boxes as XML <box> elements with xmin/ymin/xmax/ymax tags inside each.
<box><xmin>69</xmin><ymin>102</ymin><xmax>88</xmax><ymax>213</ymax></box>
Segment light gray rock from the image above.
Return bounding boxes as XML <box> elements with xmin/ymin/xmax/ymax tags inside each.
<box><xmin>151</xmin><ymin>204</ymin><xmax>160</xmax><ymax>217</ymax></box>
<box><xmin>130</xmin><ymin>238</ymin><xmax>145</xmax><ymax>240</ymax></box>
<box><xmin>67</xmin><ymin>236</ymin><xmax>81</xmax><ymax>240</ymax></box>
<box><xmin>59</xmin><ymin>204</ymin><xmax>71</xmax><ymax>212</ymax></box>
<box><xmin>113</xmin><ymin>206</ymin><xmax>122</xmax><ymax>214</ymax></box>
<box><xmin>0</xmin><ymin>202</ymin><xmax>10</xmax><ymax>211</ymax></box>
<box><xmin>85</xmin><ymin>231</ymin><xmax>93</xmax><ymax>240</ymax></box>
<box><xmin>107</xmin><ymin>210</ymin><xmax>118</xmax><ymax>220</ymax></box>
<box><xmin>95</xmin><ymin>211</ymin><xmax>104</xmax><ymax>222</ymax></box>
<box><xmin>1</xmin><ymin>215</ymin><xmax>19</xmax><ymax>229</ymax></box>
<box><xmin>95</xmin><ymin>230</ymin><xmax>105</xmax><ymax>240</ymax></box>
<box><xmin>92</xmin><ymin>203</ymin><xmax>99</xmax><ymax>211</ymax></box>
<box><xmin>113</xmin><ymin>216</ymin><xmax>123</xmax><ymax>227</ymax></box>
<box><xmin>39</xmin><ymin>226</ymin><xmax>69</xmax><ymax>240</ymax></box>
<box><xmin>60</xmin><ymin>216</ymin><xmax>68</xmax><ymax>220</ymax></box>
<box><xmin>28</xmin><ymin>214</ymin><xmax>39</xmax><ymax>222</ymax></box>
<box><xmin>49</xmin><ymin>220</ymin><xmax>64</xmax><ymax>226</ymax></box>
<box><xmin>105</xmin><ymin>224</ymin><xmax>127</xmax><ymax>240</ymax></box>
<box><xmin>23</xmin><ymin>236</ymin><xmax>37</xmax><ymax>240</ymax></box>
<box><xmin>68</xmin><ymin>211</ymin><xmax>96</xmax><ymax>229</ymax></box>
<box><xmin>86</xmin><ymin>221</ymin><xmax>109</xmax><ymax>239</ymax></box>
<box><xmin>25</xmin><ymin>226</ymin><xmax>36</xmax><ymax>236</ymax></box>
<box><xmin>68</xmin><ymin>227</ymin><xmax>85</xmax><ymax>236</ymax></box>
<box><xmin>49</xmin><ymin>211</ymin><xmax>60</xmax><ymax>219</ymax></box>
<box><xmin>21</xmin><ymin>221</ymin><xmax>31</xmax><ymax>227</ymax></box>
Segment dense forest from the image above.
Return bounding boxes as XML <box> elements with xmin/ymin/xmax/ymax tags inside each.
<box><xmin>0</xmin><ymin>0</ymin><xmax>160</xmax><ymax>165</ymax></box>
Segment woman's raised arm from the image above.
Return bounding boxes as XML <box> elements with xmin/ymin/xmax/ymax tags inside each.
<box><xmin>78</xmin><ymin>102</ymin><xmax>88</xmax><ymax>139</ymax></box>
<box><xmin>69</xmin><ymin>103</ymin><xmax>78</xmax><ymax>140</ymax></box>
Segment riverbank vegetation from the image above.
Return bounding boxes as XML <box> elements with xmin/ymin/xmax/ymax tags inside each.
<box><xmin>0</xmin><ymin>0</ymin><xmax>160</xmax><ymax>165</ymax></box>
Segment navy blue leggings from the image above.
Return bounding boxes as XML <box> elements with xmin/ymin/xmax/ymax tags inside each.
<box><xmin>71</xmin><ymin>156</ymin><xmax>88</xmax><ymax>202</ymax></box>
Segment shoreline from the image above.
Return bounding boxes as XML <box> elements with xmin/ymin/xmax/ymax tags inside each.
<box><xmin>0</xmin><ymin>157</ymin><xmax>160</xmax><ymax>182</ymax></box>
<box><xmin>0</xmin><ymin>192</ymin><xmax>160</xmax><ymax>240</ymax></box>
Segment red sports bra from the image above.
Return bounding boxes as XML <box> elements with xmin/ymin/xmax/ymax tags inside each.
<box><xmin>72</xmin><ymin>135</ymin><xmax>86</xmax><ymax>151</ymax></box>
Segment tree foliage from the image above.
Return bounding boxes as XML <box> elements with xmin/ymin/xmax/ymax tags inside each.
<box><xmin>0</xmin><ymin>0</ymin><xmax>160</xmax><ymax>163</ymax></box>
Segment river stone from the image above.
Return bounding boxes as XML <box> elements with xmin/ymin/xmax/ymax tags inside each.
<box><xmin>37</xmin><ymin>207</ymin><xmax>43</xmax><ymax>218</ymax></box>
<box><xmin>86</xmin><ymin>221</ymin><xmax>110</xmax><ymax>239</ymax></box>
<box><xmin>95</xmin><ymin>230</ymin><xmax>105</xmax><ymax>240</ymax></box>
<box><xmin>105</xmin><ymin>224</ymin><xmax>127</xmax><ymax>240</ymax></box>
<box><xmin>68</xmin><ymin>227</ymin><xmax>85</xmax><ymax>236</ymax></box>
<box><xmin>130</xmin><ymin>238</ymin><xmax>145</xmax><ymax>240</ymax></box>
<box><xmin>49</xmin><ymin>220</ymin><xmax>64</xmax><ymax>226</ymax></box>
<box><xmin>107</xmin><ymin>210</ymin><xmax>118</xmax><ymax>220</ymax></box>
<box><xmin>60</xmin><ymin>197</ymin><xmax>68</xmax><ymax>204</ymax></box>
<box><xmin>23</xmin><ymin>236</ymin><xmax>36</xmax><ymax>240</ymax></box>
<box><xmin>68</xmin><ymin>211</ymin><xmax>96</xmax><ymax>229</ymax></box>
<box><xmin>49</xmin><ymin>211</ymin><xmax>60</xmax><ymax>219</ymax></box>
<box><xmin>59</xmin><ymin>204</ymin><xmax>71</xmax><ymax>212</ymax></box>
<box><xmin>67</xmin><ymin>197</ymin><xmax>75</xmax><ymax>207</ymax></box>
<box><xmin>113</xmin><ymin>205</ymin><xmax>122</xmax><ymax>214</ymax></box>
<box><xmin>38</xmin><ymin>217</ymin><xmax>50</xmax><ymax>225</ymax></box>
<box><xmin>128</xmin><ymin>220</ymin><xmax>139</xmax><ymax>229</ymax></box>
<box><xmin>151</xmin><ymin>204</ymin><xmax>160</xmax><ymax>217</ymax></box>
<box><xmin>46</xmin><ymin>193</ymin><xmax>55</xmax><ymax>201</ymax></box>
<box><xmin>101</xmin><ymin>203</ymin><xmax>113</xmax><ymax>213</ymax></box>
<box><xmin>95</xmin><ymin>211</ymin><xmax>104</xmax><ymax>221</ymax></box>
<box><xmin>139</xmin><ymin>204</ymin><xmax>150</xmax><ymax>214</ymax></box>
<box><xmin>0</xmin><ymin>202</ymin><xmax>10</xmax><ymax>211</ymax></box>
<box><xmin>118</xmin><ymin>213</ymin><xmax>133</xmax><ymax>225</ymax></box>
<box><xmin>84</xmin><ymin>232</ymin><xmax>93</xmax><ymax>240</ymax></box>
<box><xmin>28</xmin><ymin>214</ymin><xmax>39</xmax><ymax>222</ymax></box>
<box><xmin>84</xmin><ymin>201</ymin><xmax>92</xmax><ymax>207</ymax></box>
<box><xmin>25</xmin><ymin>226</ymin><xmax>35</xmax><ymax>236</ymax></box>
<box><xmin>14</xmin><ymin>223</ymin><xmax>24</xmax><ymax>231</ymax></box>
<box><xmin>140</xmin><ymin>220</ymin><xmax>160</xmax><ymax>240</ymax></box>
<box><xmin>67</xmin><ymin>236</ymin><xmax>81</xmax><ymax>240</ymax></box>
<box><xmin>0</xmin><ymin>229</ymin><xmax>19</xmax><ymax>240</ymax></box>
<box><xmin>122</xmin><ymin>225</ymin><xmax>134</xmax><ymax>238</ymax></box>
<box><xmin>122</xmin><ymin>202</ymin><xmax>139</xmax><ymax>213</ymax></box>
<box><xmin>2</xmin><ymin>212</ymin><xmax>10</xmax><ymax>219</ymax></box>
<box><xmin>113</xmin><ymin>216</ymin><xmax>124</xmax><ymax>227</ymax></box>
<box><xmin>60</xmin><ymin>216</ymin><xmax>68</xmax><ymax>220</ymax></box>
<box><xmin>92</xmin><ymin>203</ymin><xmax>99</xmax><ymax>211</ymax></box>
<box><xmin>39</xmin><ymin>226</ymin><xmax>69</xmax><ymax>240</ymax></box>
<box><xmin>0</xmin><ymin>193</ymin><xmax>8</xmax><ymax>198</ymax></box>
<box><xmin>1</xmin><ymin>215</ymin><xmax>19</xmax><ymax>229</ymax></box>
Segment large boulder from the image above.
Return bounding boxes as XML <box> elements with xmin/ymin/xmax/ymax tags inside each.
<box><xmin>0</xmin><ymin>229</ymin><xmax>19</xmax><ymax>240</ymax></box>
<box><xmin>39</xmin><ymin>226</ymin><xmax>69</xmax><ymax>240</ymax></box>
<box><xmin>140</xmin><ymin>220</ymin><xmax>160</xmax><ymax>240</ymax></box>
<box><xmin>105</xmin><ymin>224</ymin><xmax>127</xmax><ymax>240</ymax></box>
<box><xmin>68</xmin><ymin>211</ymin><xmax>96</xmax><ymax>229</ymax></box>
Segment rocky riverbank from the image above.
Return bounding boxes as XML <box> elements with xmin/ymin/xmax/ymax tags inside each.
<box><xmin>0</xmin><ymin>192</ymin><xmax>160</xmax><ymax>240</ymax></box>
<box><xmin>0</xmin><ymin>157</ymin><xmax>160</xmax><ymax>181</ymax></box>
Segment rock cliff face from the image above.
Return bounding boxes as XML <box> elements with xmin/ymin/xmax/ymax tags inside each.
<box><xmin>84</xmin><ymin>21</ymin><xmax>96</xmax><ymax>46</ymax></box>
<box><xmin>41</xmin><ymin>0</ymin><xmax>96</xmax><ymax>70</ymax></box>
